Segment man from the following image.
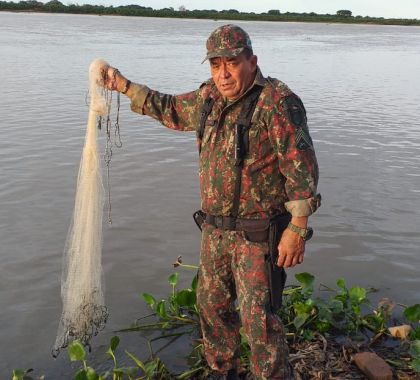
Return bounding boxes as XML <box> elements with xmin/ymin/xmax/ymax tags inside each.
<box><xmin>103</xmin><ymin>24</ymin><xmax>320</xmax><ymax>380</ymax></box>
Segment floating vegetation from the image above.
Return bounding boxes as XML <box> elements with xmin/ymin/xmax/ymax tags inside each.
<box><xmin>12</xmin><ymin>261</ymin><xmax>420</xmax><ymax>379</ymax></box>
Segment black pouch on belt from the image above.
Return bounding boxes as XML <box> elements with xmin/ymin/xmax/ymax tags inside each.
<box><xmin>193</xmin><ymin>210</ymin><xmax>206</xmax><ymax>231</ymax></box>
<box><xmin>266</xmin><ymin>213</ymin><xmax>291</xmax><ymax>311</ymax></box>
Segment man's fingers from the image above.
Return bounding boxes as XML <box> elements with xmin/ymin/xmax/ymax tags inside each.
<box><xmin>98</xmin><ymin>64</ymin><xmax>109</xmax><ymax>82</ymax></box>
<box><xmin>277</xmin><ymin>249</ymin><xmax>294</xmax><ymax>268</ymax></box>
<box><xmin>107</xmin><ymin>67</ymin><xmax>117</xmax><ymax>89</ymax></box>
<box><xmin>283</xmin><ymin>254</ymin><xmax>294</xmax><ymax>268</ymax></box>
<box><xmin>291</xmin><ymin>253</ymin><xmax>300</xmax><ymax>267</ymax></box>
<box><xmin>277</xmin><ymin>249</ymin><xmax>305</xmax><ymax>268</ymax></box>
<box><xmin>283</xmin><ymin>252</ymin><xmax>300</xmax><ymax>268</ymax></box>
<box><xmin>277</xmin><ymin>251</ymin><xmax>286</xmax><ymax>267</ymax></box>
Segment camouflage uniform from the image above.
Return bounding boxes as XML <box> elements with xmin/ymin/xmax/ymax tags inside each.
<box><xmin>128</xmin><ymin>25</ymin><xmax>319</xmax><ymax>379</ymax></box>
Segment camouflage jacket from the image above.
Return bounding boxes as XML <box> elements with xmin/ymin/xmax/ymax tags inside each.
<box><xmin>128</xmin><ymin>67</ymin><xmax>320</xmax><ymax>218</ymax></box>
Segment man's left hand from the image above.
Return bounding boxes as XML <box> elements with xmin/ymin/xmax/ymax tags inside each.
<box><xmin>277</xmin><ymin>217</ymin><xmax>307</xmax><ymax>268</ymax></box>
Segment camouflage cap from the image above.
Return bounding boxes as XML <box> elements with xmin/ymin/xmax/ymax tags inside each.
<box><xmin>202</xmin><ymin>24</ymin><xmax>253</xmax><ymax>63</ymax></box>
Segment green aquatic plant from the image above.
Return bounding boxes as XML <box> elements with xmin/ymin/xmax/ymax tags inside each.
<box><xmin>403</xmin><ymin>303</ymin><xmax>420</xmax><ymax>372</ymax></box>
<box><xmin>121</xmin><ymin>270</ymin><xmax>200</xmax><ymax>335</ymax></box>
<box><xmin>11</xmin><ymin>369</ymin><xmax>43</xmax><ymax>380</ymax></box>
<box><xmin>118</xmin><ymin>267</ymin><xmax>419</xmax><ymax>376</ymax></box>
<box><xmin>65</xmin><ymin>337</ymin><xmax>169</xmax><ymax>380</ymax></box>
<box><xmin>11</xmin><ymin>267</ymin><xmax>420</xmax><ymax>378</ymax></box>
<box><xmin>277</xmin><ymin>273</ymin><xmax>390</xmax><ymax>341</ymax></box>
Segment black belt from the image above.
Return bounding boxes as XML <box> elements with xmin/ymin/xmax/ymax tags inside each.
<box><xmin>205</xmin><ymin>214</ymin><xmax>270</xmax><ymax>232</ymax></box>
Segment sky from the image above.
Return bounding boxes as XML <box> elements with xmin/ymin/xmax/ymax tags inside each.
<box><xmin>73</xmin><ymin>0</ymin><xmax>420</xmax><ymax>20</ymax></box>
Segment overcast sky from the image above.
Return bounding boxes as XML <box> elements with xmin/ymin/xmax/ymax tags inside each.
<box><xmin>75</xmin><ymin>0</ymin><xmax>420</xmax><ymax>19</ymax></box>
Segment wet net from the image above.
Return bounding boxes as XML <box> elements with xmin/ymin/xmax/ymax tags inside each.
<box><xmin>52</xmin><ymin>59</ymin><xmax>110</xmax><ymax>357</ymax></box>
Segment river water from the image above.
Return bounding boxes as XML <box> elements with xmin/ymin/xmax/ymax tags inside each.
<box><xmin>0</xmin><ymin>12</ymin><xmax>419</xmax><ymax>377</ymax></box>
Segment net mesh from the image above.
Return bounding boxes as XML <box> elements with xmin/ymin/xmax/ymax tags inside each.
<box><xmin>52</xmin><ymin>59</ymin><xmax>110</xmax><ymax>357</ymax></box>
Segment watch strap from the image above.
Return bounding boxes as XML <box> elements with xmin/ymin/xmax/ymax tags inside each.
<box><xmin>287</xmin><ymin>222</ymin><xmax>313</xmax><ymax>241</ymax></box>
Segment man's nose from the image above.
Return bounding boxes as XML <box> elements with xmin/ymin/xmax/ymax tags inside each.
<box><xmin>219</xmin><ymin>63</ymin><xmax>231</xmax><ymax>79</ymax></box>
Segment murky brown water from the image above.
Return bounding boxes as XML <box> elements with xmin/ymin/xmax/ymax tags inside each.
<box><xmin>0</xmin><ymin>12</ymin><xmax>419</xmax><ymax>377</ymax></box>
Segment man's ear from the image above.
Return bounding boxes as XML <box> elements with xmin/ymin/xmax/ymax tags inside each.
<box><xmin>251</xmin><ymin>55</ymin><xmax>258</xmax><ymax>68</ymax></box>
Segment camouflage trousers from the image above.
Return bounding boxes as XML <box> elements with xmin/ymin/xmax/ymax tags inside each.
<box><xmin>196</xmin><ymin>223</ymin><xmax>292</xmax><ymax>380</ymax></box>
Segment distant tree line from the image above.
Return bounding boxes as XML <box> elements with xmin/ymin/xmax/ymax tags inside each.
<box><xmin>0</xmin><ymin>1</ymin><xmax>419</xmax><ymax>26</ymax></box>
<box><xmin>336</xmin><ymin>10</ymin><xmax>352</xmax><ymax>17</ymax></box>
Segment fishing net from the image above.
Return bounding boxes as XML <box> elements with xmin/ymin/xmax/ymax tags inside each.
<box><xmin>52</xmin><ymin>59</ymin><xmax>112</xmax><ymax>357</ymax></box>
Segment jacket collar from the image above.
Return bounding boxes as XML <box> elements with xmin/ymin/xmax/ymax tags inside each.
<box><xmin>253</xmin><ymin>66</ymin><xmax>267</xmax><ymax>88</ymax></box>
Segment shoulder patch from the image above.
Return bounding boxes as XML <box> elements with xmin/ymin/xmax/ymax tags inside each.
<box><xmin>283</xmin><ymin>95</ymin><xmax>306</xmax><ymax>127</ymax></box>
<box><xmin>283</xmin><ymin>95</ymin><xmax>313</xmax><ymax>150</ymax></box>
<box><xmin>295</xmin><ymin>128</ymin><xmax>313</xmax><ymax>151</ymax></box>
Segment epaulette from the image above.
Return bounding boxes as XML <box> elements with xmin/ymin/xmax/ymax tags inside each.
<box><xmin>267</xmin><ymin>76</ymin><xmax>292</xmax><ymax>97</ymax></box>
<box><xmin>199</xmin><ymin>78</ymin><xmax>213</xmax><ymax>89</ymax></box>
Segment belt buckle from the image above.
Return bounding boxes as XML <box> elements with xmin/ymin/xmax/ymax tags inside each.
<box><xmin>214</xmin><ymin>216</ymin><xmax>223</xmax><ymax>229</ymax></box>
<box><xmin>224</xmin><ymin>216</ymin><xmax>236</xmax><ymax>230</ymax></box>
<box><xmin>212</xmin><ymin>215</ymin><xmax>236</xmax><ymax>230</ymax></box>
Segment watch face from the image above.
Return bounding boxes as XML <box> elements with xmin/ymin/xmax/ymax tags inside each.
<box><xmin>305</xmin><ymin>227</ymin><xmax>314</xmax><ymax>241</ymax></box>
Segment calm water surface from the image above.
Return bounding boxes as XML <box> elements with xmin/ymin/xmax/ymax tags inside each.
<box><xmin>0</xmin><ymin>12</ymin><xmax>419</xmax><ymax>377</ymax></box>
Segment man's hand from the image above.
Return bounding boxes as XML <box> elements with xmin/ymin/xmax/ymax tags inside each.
<box><xmin>99</xmin><ymin>64</ymin><xmax>130</xmax><ymax>94</ymax></box>
<box><xmin>276</xmin><ymin>216</ymin><xmax>308</xmax><ymax>268</ymax></box>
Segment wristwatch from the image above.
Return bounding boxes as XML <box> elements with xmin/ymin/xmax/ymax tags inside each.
<box><xmin>287</xmin><ymin>222</ymin><xmax>314</xmax><ymax>241</ymax></box>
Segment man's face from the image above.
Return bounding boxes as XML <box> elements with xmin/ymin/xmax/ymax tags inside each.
<box><xmin>210</xmin><ymin>52</ymin><xmax>258</xmax><ymax>101</ymax></box>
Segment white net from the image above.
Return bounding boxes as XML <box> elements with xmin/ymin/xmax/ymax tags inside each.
<box><xmin>53</xmin><ymin>59</ymin><xmax>110</xmax><ymax>357</ymax></box>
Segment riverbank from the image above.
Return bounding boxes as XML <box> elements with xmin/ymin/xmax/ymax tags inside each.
<box><xmin>13</xmin><ymin>270</ymin><xmax>420</xmax><ymax>379</ymax></box>
<box><xmin>1</xmin><ymin>2</ymin><xmax>419</xmax><ymax>26</ymax></box>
